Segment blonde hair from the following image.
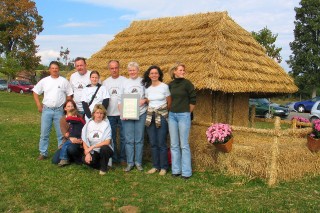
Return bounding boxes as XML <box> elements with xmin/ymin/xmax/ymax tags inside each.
<box><xmin>127</xmin><ymin>61</ymin><xmax>139</xmax><ymax>71</ymax></box>
<box><xmin>67</xmin><ymin>108</ymin><xmax>78</xmax><ymax>116</ymax></box>
<box><xmin>169</xmin><ymin>62</ymin><xmax>186</xmax><ymax>79</ymax></box>
<box><xmin>92</xmin><ymin>104</ymin><xmax>107</xmax><ymax>120</ymax></box>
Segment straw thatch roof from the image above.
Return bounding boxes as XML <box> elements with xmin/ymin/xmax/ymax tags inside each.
<box><xmin>87</xmin><ymin>11</ymin><xmax>297</xmax><ymax>94</ymax></box>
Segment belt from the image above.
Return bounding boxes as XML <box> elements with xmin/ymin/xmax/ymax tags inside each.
<box><xmin>43</xmin><ymin>105</ymin><xmax>63</xmax><ymax>110</ymax></box>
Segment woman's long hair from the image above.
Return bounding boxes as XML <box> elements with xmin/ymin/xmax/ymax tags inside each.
<box><xmin>62</xmin><ymin>99</ymin><xmax>78</xmax><ymax>115</ymax></box>
<box><xmin>142</xmin><ymin>65</ymin><xmax>163</xmax><ymax>88</ymax></box>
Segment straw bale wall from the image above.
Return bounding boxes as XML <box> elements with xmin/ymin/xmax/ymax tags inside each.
<box><xmin>194</xmin><ymin>90</ymin><xmax>248</xmax><ymax>126</ymax></box>
<box><xmin>190</xmin><ymin>119</ymin><xmax>320</xmax><ymax>184</ymax></box>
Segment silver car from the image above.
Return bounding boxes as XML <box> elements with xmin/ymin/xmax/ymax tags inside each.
<box><xmin>309</xmin><ymin>100</ymin><xmax>320</xmax><ymax>122</ymax></box>
<box><xmin>0</xmin><ymin>79</ymin><xmax>7</xmax><ymax>91</ymax></box>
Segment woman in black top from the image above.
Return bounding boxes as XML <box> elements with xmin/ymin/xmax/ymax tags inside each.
<box><xmin>168</xmin><ymin>62</ymin><xmax>196</xmax><ymax>179</ymax></box>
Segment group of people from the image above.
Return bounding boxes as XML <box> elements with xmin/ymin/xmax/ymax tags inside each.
<box><xmin>33</xmin><ymin>58</ymin><xmax>196</xmax><ymax>178</ymax></box>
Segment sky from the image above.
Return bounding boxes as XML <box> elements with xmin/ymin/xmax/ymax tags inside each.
<box><xmin>34</xmin><ymin>0</ymin><xmax>301</xmax><ymax>71</ymax></box>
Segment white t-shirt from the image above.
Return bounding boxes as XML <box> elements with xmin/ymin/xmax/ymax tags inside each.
<box><xmin>81</xmin><ymin>119</ymin><xmax>112</xmax><ymax>153</ymax></box>
<box><xmin>33</xmin><ymin>76</ymin><xmax>73</xmax><ymax>108</ymax></box>
<box><xmin>70</xmin><ymin>71</ymin><xmax>91</xmax><ymax>111</ymax></box>
<box><xmin>81</xmin><ymin>85</ymin><xmax>110</xmax><ymax>114</ymax></box>
<box><xmin>145</xmin><ymin>82</ymin><xmax>170</xmax><ymax>108</ymax></box>
<box><xmin>102</xmin><ymin>76</ymin><xmax>127</xmax><ymax>116</ymax></box>
<box><xmin>119</xmin><ymin>77</ymin><xmax>147</xmax><ymax>115</ymax></box>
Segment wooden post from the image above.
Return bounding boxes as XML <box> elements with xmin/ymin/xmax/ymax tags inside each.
<box><xmin>249</xmin><ymin>105</ymin><xmax>256</xmax><ymax>128</ymax></box>
<box><xmin>292</xmin><ymin>119</ymin><xmax>297</xmax><ymax>129</ymax></box>
<box><xmin>268</xmin><ymin>116</ymin><xmax>280</xmax><ymax>186</ymax></box>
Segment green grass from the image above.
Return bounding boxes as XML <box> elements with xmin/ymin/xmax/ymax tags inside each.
<box><xmin>254</xmin><ymin>121</ymin><xmax>291</xmax><ymax>130</ymax></box>
<box><xmin>1</xmin><ymin>91</ymin><xmax>320</xmax><ymax>212</ymax></box>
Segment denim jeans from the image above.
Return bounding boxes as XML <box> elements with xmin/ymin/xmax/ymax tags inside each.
<box><xmin>122</xmin><ymin>112</ymin><xmax>147</xmax><ymax>166</ymax></box>
<box><xmin>146</xmin><ymin>114</ymin><xmax>168</xmax><ymax>170</ymax></box>
<box><xmin>59</xmin><ymin>140</ymin><xmax>72</xmax><ymax>160</ymax></box>
<box><xmin>168</xmin><ymin>112</ymin><xmax>192</xmax><ymax>177</ymax></box>
<box><xmin>51</xmin><ymin>143</ymin><xmax>84</xmax><ymax>164</ymax></box>
<box><xmin>39</xmin><ymin>105</ymin><xmax>64</xmax><ymax>156</ymax></box>
<box><xmin>108</xmin><ymin>116</ymin><xmax>126</xmax><ymax>163</ymax></box>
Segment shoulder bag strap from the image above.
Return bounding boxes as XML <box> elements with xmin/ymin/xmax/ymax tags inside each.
<box><xmin>88</xmin><ymin>83</ymin><xmax>101</xmax><ymax>107</ymax></box>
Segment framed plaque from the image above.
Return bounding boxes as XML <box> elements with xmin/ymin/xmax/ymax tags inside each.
<box><xmin>120</xmin><ymin>93</ymin><xmax>140</xmax><ymax>120</ymax></box>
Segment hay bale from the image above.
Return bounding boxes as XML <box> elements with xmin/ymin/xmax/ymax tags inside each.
<box><xmin>190</xmin><ymin>123</ymin><xmax>320</xmax><ymax>182</ymax></box>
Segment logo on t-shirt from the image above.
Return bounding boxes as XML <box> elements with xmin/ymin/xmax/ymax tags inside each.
<box><xmin>93</xmin><ymin>133</ymin><xmax>99</xmax><ymax>138</ymax></box>
<box><xmin>78</xmin><ymin>84</ymin><xmax>83</xmax><ymax>89</ymax></box>
<box><xmin>131</xmin><ymin>88</ymin><xmax>138</xmax><ymax>93</ymax></box>
<box><xmin>111</xmin><ymin>89</ymin><xmax>117</xmax><ymax>95</ymax></box>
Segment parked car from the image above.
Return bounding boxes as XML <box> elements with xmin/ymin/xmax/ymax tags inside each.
<box><xmin>285</xmin><ymin>101</ymin><xmax>297</xmax><ymax>112</ymax></box>
<box><xmin>7</xmin><ymin>80</ymin><xmax>34</xmax><ymax>94</ymax></box>
<box><xmin>0</xmin><ymin>79</ymin><xmax>7</xmax><ymax>91</ymax></box>
<box><xmin>249</xmin><ymin>98</ymin><xmax>289</xmax><ymax>119</ymax></box>
<box><xmin>309</xmin><ymin>100</ymin><xmax>320</xmax><ymax>122</ymax></box>
<box><xmin>294</xmin><ymin>96</ymin><xmax>320</xmax><ymax>113</ymax></box>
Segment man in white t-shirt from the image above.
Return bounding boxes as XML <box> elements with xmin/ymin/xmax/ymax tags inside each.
<box><xmin>102</xmin><ymin>60</ymin><xmax>127</xmax><ymax>165</ymax></box>
<box><xmin>70</xmin><ymin>57</ymin><xmax>91</xmax><ymax>114</ymax></box>
<box><xmin>33</xmin><ymin>61</ymin><xmax>73</xmax><ymax>160</ymax></box>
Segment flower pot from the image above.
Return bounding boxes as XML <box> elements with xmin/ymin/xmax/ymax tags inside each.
<box><xmin>214</xmin><ymin>137</ymin><xmax>233</xmax><ymax>153</ymax></box>
<box><xmin>307</xmin><ymin>135</ymin><xmax>320</xmax><ymax>153</ymax></box>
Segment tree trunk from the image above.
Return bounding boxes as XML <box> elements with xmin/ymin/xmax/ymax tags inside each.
<box><xmin>312</xmin><ymin>87</ymin><xmax>317</xmax><ymax>98</ymax></box>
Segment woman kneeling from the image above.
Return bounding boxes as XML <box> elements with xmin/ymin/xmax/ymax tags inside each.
<box><xmin>82</xmin><ymin>104</ymin><xmax>113</xmax><ymax>175</ymax></box>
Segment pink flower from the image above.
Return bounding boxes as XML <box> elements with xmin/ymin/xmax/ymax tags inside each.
<box><xmin>206</xmin><ymin>123</ymin><xmax>232</xmax><ymax>144</ymax></box>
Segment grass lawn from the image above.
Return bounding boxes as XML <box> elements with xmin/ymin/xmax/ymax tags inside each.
<box><xmin>1</xmin><ymin>91</ymin><xmax>320</xmax><ymax>212</ymax></box>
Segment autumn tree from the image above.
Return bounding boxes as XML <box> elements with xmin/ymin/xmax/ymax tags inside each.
<box><xmin>252</xmin><ymin>27</ymin><xmax>282</xmax><ymax>63</ymax></box>
<box><xmin>287</xmin><ymin>0</ymin><xmax>320</xmax><ymax>98</ymax></box>
<box><xmin>0</xmin><ymin>0</ymin><xmax>43</xmax><ymax>72</ymax></box>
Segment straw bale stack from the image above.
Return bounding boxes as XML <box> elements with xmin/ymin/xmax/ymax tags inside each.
<box><xmin>191</xmin><ymin>121</ymin><xmax>320</xmax><ymax>183</ymax></box>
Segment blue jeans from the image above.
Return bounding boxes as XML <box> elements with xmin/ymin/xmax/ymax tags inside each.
<box><xmin>39</xmin><ymin>105</ymin><xmax>64</xmax><ymax>156</ymax></box>
<box><xmin>146</xmin><ymin>114</ymin><xmax>168</xmax><ymax>170</ymax></box>
<box><xmin>122</xmin><ymin>112</ymin><xmax>147</xmax><ymax>166</ymax></box>
<box><xmin>168</xmin><ymin>112</ymin><xmax>192</xmax><ymax>177</ymax></box>
<box><xmin>108</xmin><ymin>116</ymin><xmax>126</xmax><ymax>163</ymax></box>
<box><xmin>59</xmin><ymin>140</ymin><xmax>72</xmax><ymax>160</ymax></box>
<box><xmin>52</xmin><ymin>143</ymin><xmax>84</xmax><ymax>164</ymax></box>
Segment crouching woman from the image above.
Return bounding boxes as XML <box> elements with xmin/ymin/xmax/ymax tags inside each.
<box><xmin>82</xmin><ymin>104</ymin><xmax>113</xmax><ymax>175</ymax></box>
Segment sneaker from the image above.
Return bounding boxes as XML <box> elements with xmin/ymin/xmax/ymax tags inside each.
<box><xmin>99</xmin><ymin>170</ymin><xmax>106</xmax><ymax>175</ymax></box>
<box><xmin>159</xmin><ymin>169</ymin><xmax>167</xmax><ymax>176</ymax></box>
<box><xmin>171</xmin><ymin>173</ymin><xmax>181</xmax><ymax>177</ymax></box>
<box><xmin>136</xmin><ymin>165</ymin><xmax>143</xmax><ymax>171</ymax></box>
<box><xmin>124</xmin><ymin>165</ymin><xmax>134</xmax><ymax>172</ymax></box>
<box><xmin>37</xmin><ymin>155</ymin><xmax>47</xmax><ymax>160</ymax></box>
<box><xmin>147</xmin><ymin>168</ymin><xmax>159</xmax><ymax>174</ymax></box>
<box><xmin>181</xmin><ymin>176</ymin><xmax>191</xmax><ymax>180</ymax></box>
<box><xmin>58</xmin><ymin>159</ymin><xmax>70</xmax><ymax>167</ymax></box>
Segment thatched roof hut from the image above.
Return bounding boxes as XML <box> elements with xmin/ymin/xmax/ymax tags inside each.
<box><xmin>87</xmin><ymin>11</ymin><xmax>297</xmax><ymax>126</ymax></box>
<box><xmin>87</xmin><ymin>12</ymin><xmax>296</xmax><ymax>93</ymax></box>
<box><xmin>84</xmin><ymin>12</ymin><xmax>310</xmax><ymax>183</ymax></box>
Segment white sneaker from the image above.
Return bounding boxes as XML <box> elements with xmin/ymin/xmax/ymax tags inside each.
<box><xmin>159</xmin><ymin>169</ymin><xmax>167</xmax><ymax>176</ymax></box>
<box><xmin>147</xmin><ymin>168</ymin><xmax>159</xmax><ymax>174</ymax></box>
<box><xmin>99</xmin><ymin>170</ymin><xmax>106</xmax><ymax>175</ymax></box>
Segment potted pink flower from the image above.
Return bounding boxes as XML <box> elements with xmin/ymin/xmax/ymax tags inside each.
<box><xmin>307</xmin><ymin>119</ymin><xmax>320</xmax><ymax>152</ymax></box>
<box><xmin>206</xmin><ymin>123</ymin><xmax>233</xmax><ymax>152</ymax></box>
